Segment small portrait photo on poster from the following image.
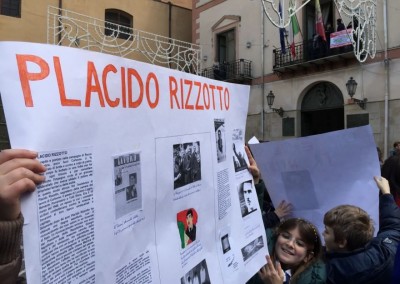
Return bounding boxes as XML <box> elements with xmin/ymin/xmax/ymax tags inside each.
<box><xmin>115</xmin><ymin>168</ymin><xmax>123</xmax><ymax>186</ymax></box>
<box><xmin>214</xmin><ymin>119</ymin><xmax>226</xmax><ymax>163</ymax></box>
<box><xmin>173</xmin><ymin>141</ymin><xmax>201</xmax><ymax>190</ymax></box>
<box><xmin>232</xmin><ymin>129</ymin><xmax>247</xmax><ymax>172</ymax></box>
<box><xmin>177</xmin><ymin>208</ymin><xmax>198</xmax><ymax>249</ymax></box>
<box><xmin>221</xmin><ymin>234</ymin><xmax>231</xmax><ymax>254</ymax></box>
<box><xmin>125</xmin><ymin>173</ymin><xmax>137</xmax><ymax>201</ymax></box>
<box><xmin>238</xmin><ymin>180</ymin><xmax>258</xmax><ymax>217</ymax></box>
<box><xmin>232</xmin><ymin>142</ymin><xmax>247</xmax><ymax>172</ymax></box>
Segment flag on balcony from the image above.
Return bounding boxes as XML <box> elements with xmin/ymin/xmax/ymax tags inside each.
<box><xmin>279</xmin><ymin>1</ymin><xmax>286</xmax><ymax>54</ymax></box>
<box><xmin>315</xmin><ymin>0</ymin><xmax>326</xmax><ymax>41</ymax></box>
<box><xmin>288</xmin><ymin>9</ymin><xmax>300</xmax><ymax>58</ymax></box>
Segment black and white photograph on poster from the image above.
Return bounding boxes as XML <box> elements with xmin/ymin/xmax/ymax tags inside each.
<box><xmin>214</xmin><ymin>119</ymin><xmax>226</xmax><ymax>163</ymax></box>
<box><xmin>218</xmin><ymin>229</ymin><xmax>239</xmax><ymax>275</ymax></box>
<box><xmin>238</xmin><ymin>180</ymin><xmax>258</xmax><ymax>217</ymax></box>
<box><xmin>232</xmin><ymin>129</ymin><xmax>247</xmax><ymax>172</ymax></box>
<box><xmin>173</xmin><ymin>141</ymin><xmax>201</xmax><ymax>190</ymax></box>
<box><xmin>125</xmin><ymin>173</ymin><xmax>138</xmax><ymax>201</ymax></box>
<box><xmin>180</xmin><ymin>259</ymin><xmax>211</xmax><ymax>284</ymax></box>
<box><xmin>113</xmin><ymin>153</ymin><xmax>142</xmax><ymax>219</ymax></box>
<box><xmin>221</xmin><ymin>234</ymin><xmax>231</xmax><ymax>254</ymax></box>
<box><xmin>241</xmin><ymin>236</ymin><xmax>264</xmax><ymax>262</ymax></box>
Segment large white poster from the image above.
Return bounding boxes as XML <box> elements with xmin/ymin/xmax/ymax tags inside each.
<box><xmin>249</xmin><ymin>126</ymin><xmax>381</xmax><ymax>240</ymax></box>
<box><xmin>0</xmin><ymin>42</ymin><xmax>267</xmax><ymax>284</ymax></box>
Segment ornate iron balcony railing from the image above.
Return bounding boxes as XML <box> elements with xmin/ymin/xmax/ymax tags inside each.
<box><xmin>201</xmin><ymin>59</ymin><xmax>252</xmax><ymax>83</ymax></box>
<box><xmin>273</xmin><ymin>39</ymin><xmax>354</xmax><ymax>70</ymax></box>
<box><xmin>47</xmin><ymin>6</ymin><xmax>201</xmax><ymax>74</ymax></box>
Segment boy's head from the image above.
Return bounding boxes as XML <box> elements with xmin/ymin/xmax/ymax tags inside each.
<box><xmin>323</xmin><ymin>205</ymin><xmax>374</xmax><ymax>252</ymax></box>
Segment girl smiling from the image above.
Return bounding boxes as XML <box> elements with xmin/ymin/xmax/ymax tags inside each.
<box><xmin>254</xmin><ymin>218</ymin><xmax>326</xmax><ymax>284</ymax></box>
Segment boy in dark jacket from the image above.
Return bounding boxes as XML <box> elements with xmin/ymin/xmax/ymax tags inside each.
<box><xmin>323</xmin><ymin>177</ymin><xmax>400</xmax><ymax>284</ymax></box>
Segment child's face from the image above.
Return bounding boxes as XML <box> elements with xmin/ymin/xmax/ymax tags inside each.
<box><xmin>275</xmin><ymin>226</ymin><xmax>311</xmax><ymax>267</ymax></box>
<box><xmin>323</xmin><ymin>225</ymin><xmax>341</xmax><ymax>252</ymax></box>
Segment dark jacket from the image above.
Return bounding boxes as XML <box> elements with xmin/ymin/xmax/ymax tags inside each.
<box><xmin>247</xmin><ymin>229</ymin><xmax>326</xmax><ymax>284</ymax></box>
<box><xmin>255</xmin><ymin>180</ymin><xmax>281</xmax><ymax>229</ymax></box>
<box><xmin>382</xmin><ymin>155</ymin><xmax>400</xmax><ymax>206</ymax></box>
<box><xmin>0</xmin><ymin>215</ymin><xmax>24</xmax><ymax>284</ymax></box>
<box><xmin>392</xmin><ymin>243</ymin><xmax>400</xmax><ymax>284</ymax></box>
<box><xmin>325</xmin><ymin>194</ymin><xmax>400</xmax><ymax>284</ymax></box>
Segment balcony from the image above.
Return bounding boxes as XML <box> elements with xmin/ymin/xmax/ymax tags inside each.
<box><xmin>47</xmin><ymin>6</ymin><xmax>201</xmax><ymax>74</ymax></box>
<box><xmin>201</xmin><ymin>59</ymin><xmax>252</xmax><ymax>84</ymax></box>
<box><xmin>273</xmin><ymin>39</ymin><xmax>355</xmax><ymax>74</ymax></box>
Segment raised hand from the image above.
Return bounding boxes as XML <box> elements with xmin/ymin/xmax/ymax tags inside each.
<box><xmin>374</xmin><ymin>176</ymin><xmax>390</xmax><ymax>195</ymax></box>
<box><xmin>0</xmin><ymin>149</ymin><xmax>46</xmax><ymax>221</ymax></box>
<box><xmin>258</xmin><ymin>255</ymin><xmax>285</xmax><ymax>284</ymax></box>
<box><xmin>245</xmin><ymin>146</ymin><xmax>260</xmax><ymax>184</ymax></box>
<box><xmin>274</xmin><ymin>200</ymin><xmax>293</xmax><ymax>220</ymax></box>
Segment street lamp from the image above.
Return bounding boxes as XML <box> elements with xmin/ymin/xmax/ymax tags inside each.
<box><xmin>346</xmin><ymin>77</ymin><xmax>367</xmax><ymax>110</ymax></box>
<box><xmin>266</xmin><ymin>90</ymin><xmax>284</xmax><ymax>117</ymax></box>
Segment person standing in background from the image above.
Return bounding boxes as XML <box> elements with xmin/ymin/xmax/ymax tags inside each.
<box><xmin>336</xmin><ymin>18</ymin><xmax>345</xmax><ymax>31</ymax></box>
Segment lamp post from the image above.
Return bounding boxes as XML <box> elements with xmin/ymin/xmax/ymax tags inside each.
<box><xmin>266</xmin><ymin>90</ymin><xmax>284</xmax><ymax>117</ymax></box>
<box><xmin>346</xmin><ymin>77</ymin><xmax>367</xmax><ymax>109</ymax></box>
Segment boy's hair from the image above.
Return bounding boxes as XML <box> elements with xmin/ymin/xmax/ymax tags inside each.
<box><xmin>324</xmin><ymin>205</ymin><xmax>374</xmax><ymax>251</ymax></box>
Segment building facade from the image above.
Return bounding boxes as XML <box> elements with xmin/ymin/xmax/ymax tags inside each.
<box><xmin>0</xmin><ymin>0</ymin><xmax>193</xmax><ymax>149</ymax></box>
<box><xmin>0</xmin><ymin>0</ymin><xmax>192</xmax><ymax>44</ymax></box>
<box><xmin>193</xmin><ymin>0</ymin><xmax>400</xmax><ymax>157</ymax></box>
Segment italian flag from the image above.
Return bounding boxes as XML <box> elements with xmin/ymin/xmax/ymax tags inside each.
<box><xmin>315</xmin><ymin>0</ymin><xmax>326</xmax><ymax>41</ymax></box>
<box><xmin>288</xmin><ymin>10</ymin><xmax>300</xmax><ymax>58</ymax></box>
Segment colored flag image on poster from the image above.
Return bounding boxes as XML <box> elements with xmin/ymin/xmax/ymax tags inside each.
<box><xmin>177</xmin><ymin>208</ymin><xmax>198</xmax><ymax>249</ymax></box>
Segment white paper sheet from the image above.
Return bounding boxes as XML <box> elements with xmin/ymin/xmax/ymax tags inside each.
<box><xmin>0</xmin><ymin>41</ymin><xmax>267</xmax><ymax>284</ymax></box>
<box><xmin>249</xmin><ymin>126</ymin><xmax>381</xmax><ymax>240</ymax></box>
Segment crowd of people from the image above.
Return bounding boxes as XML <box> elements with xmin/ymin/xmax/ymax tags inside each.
<box><xmin>2</xmin><ymin>140</ymin><xmax>400</xmax><ymax>284</ymax></box>
<box><xmin>310</xmin><ymin>18</ymin><xmax>356</xmax><ymax>60</ymax></box>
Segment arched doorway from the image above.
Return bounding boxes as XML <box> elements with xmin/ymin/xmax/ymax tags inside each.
<box><xmin>301</xmin><ymin>82</ymin><xmax>344</xmax><ymax>136</ymax></box>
